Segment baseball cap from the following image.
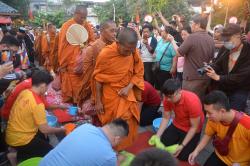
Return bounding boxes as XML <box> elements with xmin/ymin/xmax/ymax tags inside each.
<box><xmin>221</xmin><ymin>23</ymin><xmax>241</xmax><ymax>41</ymax></box>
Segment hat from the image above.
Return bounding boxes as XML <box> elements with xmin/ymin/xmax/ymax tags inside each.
<box><xmin>221</xmin><ymin>23</ymin><xmax>241</xmax><ymax>41</ymax></box>
<box><xmin>18</xmin><ymin>27</ymin><xmax>26</xmax><ymax>34</ymax></box>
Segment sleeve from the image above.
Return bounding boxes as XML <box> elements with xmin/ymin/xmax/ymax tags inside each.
<box><xmin>205</xmin><ymin>120</ymin><xmax>216</xmax><ymax>136</ymax></box>
<box><xmin>163</xmin><ymin>98</ymin><xmax>172</xmax><ymax>112</ymax></box>
<box><xmin>85</xmin><ymin>23</ymin><xmax>95</xmax><ymax>43</ymax></box>
<box><xmin>150</xmin><ymin>37</ymin><xmax>158</xmax><ymax>53</ymax></box>
<box><xmin>177</xmin><ymin>35</ymin><xmax>193</xmax><ymax>56</ymax></box>
<box><xmin>219</xmin><ymin>66</ymin><xmax>250</xmax><ymax>85</ymax></box>
<box><xmin>32</xmin><ymin>104</ymin><xmax>47</xmax><ymax>126</ymax></box>
<box><xmin>130</xmin><ymin>49</ymin><xmax>144</xmax><ymax>91</ymax></box>
<box><xmin>101</xmin><ymin>156</ymin><xmax>117</xmax><ymax>166</ymax></box>
<box><xmin>82</xmin><ymin>46</ymin><xmax>94</xmax><ymax>73</ymax></box>
<box><xmin>170</xmin><ymin>44</ymin><xmax>176</xmax><ymax>57</ymax></box>
<box><xmin>186</xmin><ymin>95</ymin><xmax>203</xmax><ymax>118</ymax></box>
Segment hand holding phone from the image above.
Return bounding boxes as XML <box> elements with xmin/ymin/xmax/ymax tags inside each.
<box><xmin>0</xmin><ymin>62</ymin><xmax>14</xmax><ymax>78</ymax></box>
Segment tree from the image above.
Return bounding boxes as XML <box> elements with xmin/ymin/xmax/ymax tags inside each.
<box><xmin>212</xmin><ymin>0</ymin><xmax>250</xmax><ymax>26</ymax></box>
<box><xmin>2</xmin><ymin>0</ymin><xmax>30</xmax><ymax>19</ymax></box>
<box><xmin>94</xmin><ymin>0</ymin><xmax>192</xmax><ymax>24</ymax></box>
<box><xmin>93</xmin><ymin>0</ymin><xmax>132</xmax><ymax>23</ymax></box>
<box><xmin>29</xmin><ymin>11</ymin><xmax>66</xmax><ymax>28</ymax></box>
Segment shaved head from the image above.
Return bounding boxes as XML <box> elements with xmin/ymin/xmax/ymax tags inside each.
<box><xmin>74</xmin><ymin>5</ymin><xmax>88</xmax><ymax>24</ymax></box>
<box><xmin>99</xmin><ymin>20</ymin><xmax>117</xmax><ymax>44</ymax></box>
<box><xmin>117</xmin><ymin>28</ymin><xmax>138</xmax><ymax>45</ymax></box>
<box><xmin>75</xmin><ymin>5</ymin><xmax>87</xmax><ymax>13</ymax></box>
<box><xmin>100</xmin><ymin>20</ymin><xmax>116</xmax><ymax>32</ymax></box>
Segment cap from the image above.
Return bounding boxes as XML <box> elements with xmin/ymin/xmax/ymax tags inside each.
<box><xmin>18</xmin><ymin>27</ymin><xmax>26</xmax><ymax>34</ymax></box>
<box><xmin>221</xmin><ymin>23</ymin><xmax>241</xmax><ymax>41</ymax></box>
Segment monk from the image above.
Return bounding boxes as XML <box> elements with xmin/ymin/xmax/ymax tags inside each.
<box><xmin>41</xmin><ymin>24</ymin><xmax>57</xmax><ymax>71</ymax></box>
<box><xmin>58</xmin><ymin>5</ymin><xmax>95</xmax><ymax>103</ymax></box>
<box><xmin>92</xmin><ymin>28</ymin><xmax>144</xmax><ymax>151</ymax></box>
<box><xmin>34</xmin><ymin>28</ymin><xmax>44</xmax><ymax>65</ymax></box>
<box><xmin>77</xmin><ymin>20</ymin><xmax>117</xmax><ymax>106</ymax></box>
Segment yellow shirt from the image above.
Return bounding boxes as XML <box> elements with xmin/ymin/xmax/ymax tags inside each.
<box><xmin>205</xmin><ymin>114</ymin><xmax>250</xmax><ymax>166</ymax></box>
<box><xmin>6</xmin><ymin>89</ymin><xmax>47</xmax><ymax>146</ymax></box>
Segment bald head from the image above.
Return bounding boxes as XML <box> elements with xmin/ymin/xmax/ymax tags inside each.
<box><xmin>74</xmin><ymin>5</ymin><xmax>88</xmax><ymax>24</ymax></box>
<box><xmin>100</xmin><ymin>20</ymin><xmax>116</xmax><ymax>32</ymax></box>
<box><xmin>117</xmin><ymin>28</ymin><xmax>138</xmax><ymax>45</ymax></box>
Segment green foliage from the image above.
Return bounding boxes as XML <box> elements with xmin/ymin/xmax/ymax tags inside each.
<box><xmin>93</xmin><ymin>0</ymin><xmax>191</xmax><ymax>24</ymax></box>
<box><xmin>212</xmin><ymin>0</ymin><xmax>249</xmax><ymax>26</ymax></box>
<box><xmin>161</xmin><ymin>0</ymin><xmax>191</xmax><ymax>22</ymax></box>
<box><xmin>29</xmin><ymin>11</ymin><xmax>66</xmax><ymax>28</ymax></box>
<box><xmin>1</xmin><ymin>0</ymin><xmax>30</xmax><ymax>18</ymax></box>
<box><xmin>93</xmin><ymin>0</ymin><xmax>132</xmax><ymax>23</ymax></box>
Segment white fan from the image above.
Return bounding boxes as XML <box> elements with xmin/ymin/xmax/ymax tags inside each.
<box><xmin>66</xmin><ymin>24</ymin><xmax>89</xmax><ymax>46</ymax></box>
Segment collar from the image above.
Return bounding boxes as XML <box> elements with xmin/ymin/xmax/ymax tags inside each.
<box><xmin>230</xmin><ymin>43</ymin><xmax>243</xmax><ymax>53</ymax></box>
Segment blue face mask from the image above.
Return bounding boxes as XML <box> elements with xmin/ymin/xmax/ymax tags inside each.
<box><xmin>224</xmin><ymin>41</ymin><xmax>235</xmax><ymax>50</ymax></box>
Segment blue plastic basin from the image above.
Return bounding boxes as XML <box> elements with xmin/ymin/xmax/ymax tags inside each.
<box><xmin>152</xmin><ymin>118</ymin><xmax>172</xmax><ymax>133</ymax></box>
<box><xmin>47</xmin><ymin>115</ymin><xmax>58</xmax><ymax>127</ymax></box>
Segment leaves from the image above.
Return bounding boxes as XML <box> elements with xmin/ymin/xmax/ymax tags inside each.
<box><xmin>93</xmin><ymin>0</ymin><xmax>191</xmax><ymax>24</ymax></box>
<box><xmin>29</xmin><ymin>11</ymin><xmax>66</xmax><ymax>28</ymax></box>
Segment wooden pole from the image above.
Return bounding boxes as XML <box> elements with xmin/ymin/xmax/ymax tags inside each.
<box><xmin>224</xmin><ymin>0</ymin><xmax>230</xmax><ymax>27</ymax></box>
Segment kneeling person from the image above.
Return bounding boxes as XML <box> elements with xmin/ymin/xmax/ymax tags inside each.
<box><xmin>5</xmin><ymin>70</ymin><xmax>65</xmax><ymax>162</ymax></box>
<box><xmin>156</xmin><ymin>79</ymin><xmax>204</xmax><ymax>161</ymax></box>
<box><xmin>189</xmin><ymin>91</ymin><xmax>250</xmax><ymax>166</ymax></box>
<box><xmin>40</xmin><ymin>119</ymin><xmax>129</xmax><ymax>166</ymax></box>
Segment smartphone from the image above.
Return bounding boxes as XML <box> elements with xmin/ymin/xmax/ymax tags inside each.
<box><xmin>1</xmin><ymin>50</ymin><xmax>12</xmax><ymax>63</ymax></box>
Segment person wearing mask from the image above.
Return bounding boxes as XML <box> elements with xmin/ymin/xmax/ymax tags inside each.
<box><xmin>205</xmin><ymin>23</ymin><xmax>250</xmax><ymax>112</ymax></box>
<box><xmin>137</xmin><ymin>24</ymin><xmax>158</xmax><ymax>86</ymax></box>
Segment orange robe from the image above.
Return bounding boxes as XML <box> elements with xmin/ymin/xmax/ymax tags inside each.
<box><xmin>52</xmin><ymin>34</ymin><xmax>59</xmax><ymax>72</ymax></box>
<box><xmin>77</xmin><ymin>38</ymin><xmax>106</xmax><ymax>105</ymax></box>
<box><xmin>92</xmin><ymin>42</ymin><xmax>144</xmax><ymax>151</ymax></box>
<box><xmin>41</xmin><ymin>32</ymin><xmax>57</xmax><ymax>71</ymax></box>
<box><xmin>58</xmin><ymin>18</ymin><xmax>95</xmax><ymax>103</ymax></box>
<box><xmin>34</xmin><ymin>33</ymin><xmax>44</xmax><ymax>65</ymax></box>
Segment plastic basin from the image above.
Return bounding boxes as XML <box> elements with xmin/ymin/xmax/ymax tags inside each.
<box><xmin>47</xmin><ymin>115</ymin><xmax>58</xmax><ymax>127</ymax></box>
<box><xmin>152</xmin><ymin>118</ymin><xmax>172</xmax><ymax>133</ymax></box>
<box><xmin>68</xmin><ymin>106</ymin><xmax>78</xmax><ymax>116</ymax></box>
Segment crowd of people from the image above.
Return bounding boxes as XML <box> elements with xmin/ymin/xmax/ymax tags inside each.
<box><xmin>0</xmin><ymin>4</ymin><xmax>250</xmax><ymax>166</ymax></box>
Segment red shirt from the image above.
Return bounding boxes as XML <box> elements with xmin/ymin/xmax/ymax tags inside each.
<box><xmin>163</xmin><ymin>90</ymin><xmax>204</xmax><ymax>132</ymax></box>
<box><xmin>142</xmin><ymin>81</ymin><xmax>161</xmax><ymax>106</ymax></box>
<box><xmin>1</xmin><ymin>78</ymin><xmax>48</xmax><ymax>120</ymax></box>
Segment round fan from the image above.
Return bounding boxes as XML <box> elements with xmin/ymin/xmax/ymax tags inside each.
<box><xmin>66</xmin><ymin>24</ymin><xmax>89</xmax><ymax>46</ymax></box>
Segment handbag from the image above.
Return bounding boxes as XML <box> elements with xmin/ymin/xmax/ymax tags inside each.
<box><xmin>152</xmin><ymin>42</ymin><xmax>171</xmax><ymax>73</ymax></box>
<box><xmin>212</xmin><ymin>111</ymin><xmax>243</xmax><ymax>156</ymax></box>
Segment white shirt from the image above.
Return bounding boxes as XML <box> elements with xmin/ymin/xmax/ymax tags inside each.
<box><xmin>137</xmin><ymin>37</ymin><xmax>156</xmax><ymax>62</ymax></box>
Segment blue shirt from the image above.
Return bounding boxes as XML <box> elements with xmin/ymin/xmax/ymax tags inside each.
<box><xmin>39</xmin><ymin>124</ymin><xmax>117</xmax><ymax>166</ymax></box>
<box><xmin>155</xmin><ymin>39</ymin><xmax>176</xmax><ymax>71</ymax></box>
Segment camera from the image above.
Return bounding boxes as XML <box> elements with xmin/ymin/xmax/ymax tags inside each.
<box><xmin>197</xmin><ymin>64</ymin><xmax>211</xmax><ymax>76</ymax></box>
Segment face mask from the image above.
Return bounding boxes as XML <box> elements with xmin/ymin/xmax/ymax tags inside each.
<box><xmin>224</xmin><ymin>42</ymin><xmax>235</xmax><ymax>50</ymax></box>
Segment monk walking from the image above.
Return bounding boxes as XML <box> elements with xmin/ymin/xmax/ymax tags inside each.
<box><xmin>77</xmin><ymin>20</ymin><xmax>117</xmax><ymax>107</ymax></box>
<box><xmin>41</xmin><ymin>23</ymin><xmax>57</xmax><ymax>71</ymax></box>
<box><xmin>58</xmin><ymin>5</ymin><xmax>95</xmax><ymax>103</ymax></box>
<box><xmin>92</xmin><ymin>28</ymin><xmax>144</xmax><ymax>151</ymax></box>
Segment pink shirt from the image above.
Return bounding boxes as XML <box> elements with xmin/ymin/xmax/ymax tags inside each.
<box><xmin>177</xmin><ymin>57</ymin><xmax>184</xmax><ymax>72</ymax></box>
